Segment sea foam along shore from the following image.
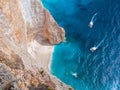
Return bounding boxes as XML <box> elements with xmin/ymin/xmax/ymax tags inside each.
<box><xmin>40</xmin><ymin>1</ymin><xmax>74</xmax><ymax>90</ymax></box>
<box><xmin>48</xmin><ymin>46</ymin><xmax>74</xmax><ymax>90</ymax></box>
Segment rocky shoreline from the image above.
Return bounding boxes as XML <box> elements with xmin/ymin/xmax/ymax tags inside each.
<box><xmin>0</xmin><ymin>0</ymin><xmax>73</xmax><ymax>89</ymax></box>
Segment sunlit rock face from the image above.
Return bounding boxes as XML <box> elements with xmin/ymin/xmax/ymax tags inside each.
<box><xmin>0</xmin><ymin>0</ymin><xmax>71</xmax><ymax>90</ymax></box>
<box><xmin>19</xmin><ymin>0</ymin><xmax>65</xmax><ymax>45</ymax></box>
<box><xmin>0</xmin><ymin>0</ymin><xmax>65</xmax><ymax>70</ymax></box>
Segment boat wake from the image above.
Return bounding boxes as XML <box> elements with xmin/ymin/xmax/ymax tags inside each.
<box><xmin>90</xmin><ymin>33</ymin><xmax>107</xmax><ymax>52</ymax></box>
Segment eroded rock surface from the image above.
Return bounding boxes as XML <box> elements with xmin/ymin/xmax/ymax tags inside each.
<box><xmin>0</xmin><ymin>0</ymin><xmax>72</xmax><ymax>90</ymax></box>
<box><xmin>0</xmin><ymin>61</ymin><xmax>56</xmax><ymax>90</ymax></box>
<box><xmin>0</xmin><ymin>0</ymin><xmax>65</xmax><ymax>70</ymax></box>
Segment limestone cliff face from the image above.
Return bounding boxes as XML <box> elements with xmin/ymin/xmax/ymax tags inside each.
<box><xmin>0</xmin><ymin>0</ymin><xmax>65</xmax><ymax>69</ymax></box>
<box><xmin>0</xmin><ymin>0</ymin><xmax>72</xmax><ymax>90</ymax></box>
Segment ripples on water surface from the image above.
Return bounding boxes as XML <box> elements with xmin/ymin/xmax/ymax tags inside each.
<box><xmin>41</xmin><ymin>0</ymin><xmax>120</xmax><ymax>90</ymax></box>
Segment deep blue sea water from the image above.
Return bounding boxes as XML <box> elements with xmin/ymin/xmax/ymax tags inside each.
<box><xmin>41</xmin><ymin>0</ymin><xmax>120</xmax><ymax>90</ymax></box>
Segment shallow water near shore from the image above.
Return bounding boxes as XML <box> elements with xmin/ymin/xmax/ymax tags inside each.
<box><xmin>41</xmin><ymin>0</ymin><xmax>120</xmax><ymax>90</ymax></box>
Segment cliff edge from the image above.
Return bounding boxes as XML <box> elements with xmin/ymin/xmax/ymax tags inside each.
<box><xmin>0</xmin><ymin>0</ymin><xmax>72</xmax><ymax>90</ymax></box>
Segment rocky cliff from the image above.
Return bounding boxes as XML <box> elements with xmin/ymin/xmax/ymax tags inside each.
<box><xmin>0</xmin><ymin>0</ymin><xmax>72</xmax><ymax>90</ymax></box>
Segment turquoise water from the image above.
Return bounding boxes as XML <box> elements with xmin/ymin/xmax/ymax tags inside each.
<box><xmin>41</xmin><ymin>0</ymin><xmax>120</xmax><ymax>90</ymax></box>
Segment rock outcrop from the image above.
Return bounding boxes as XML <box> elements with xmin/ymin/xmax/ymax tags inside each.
<box><xmin>0</xmin><ymin>0</ymin><xmax>72</xmax><ymax>90</ymax></box>
<box><xmin>0</xmin><ymin>0</ymin><xmax>65</xmax><ymax>69</ymax></box>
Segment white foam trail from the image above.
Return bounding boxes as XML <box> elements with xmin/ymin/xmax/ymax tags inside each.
<box><xmin>90</xmin><ymin>33</ymin><xmax>107</xmax><ymax>52</ymax></box>
<box><xmin>96</xmin><ymin>34</ymin><xmax>107</xmax><ymax>48</ymax></box>
<box><xmin>89</xmin><ymin>12</ymin><xmax>98</xmax><ymax>28</ymax></box>
<box><xmin>91</xmin><ymin>13</ymin><xmax>98</xmax><ymax>22</ymax></box>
